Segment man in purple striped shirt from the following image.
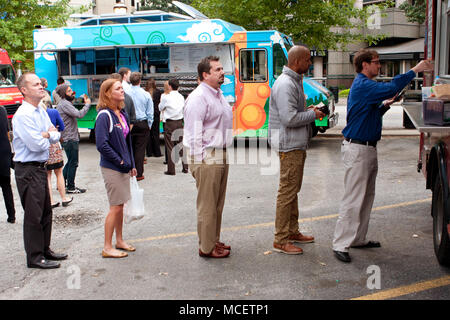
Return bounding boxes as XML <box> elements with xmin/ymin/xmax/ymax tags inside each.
<box><xmin>184</xmin><ymin>56</ymin><xmax>233</xmax><ymax>259</ymax></box>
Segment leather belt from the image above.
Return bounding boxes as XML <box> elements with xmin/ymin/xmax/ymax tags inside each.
<box><xmin>15</xmin><ymin>161</ymin><xmax>48</xmax><ymax>168</ymax></box>
<box><xmin>345</xmin><ymin>138</ymin><xmax>377</xmax><ymax>148</ymax></box>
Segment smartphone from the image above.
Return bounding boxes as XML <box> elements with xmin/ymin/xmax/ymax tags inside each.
<box><xmin>393</xmin><ymin>88</ymin><xmax>406</xmax><ymax>102</ymax></box>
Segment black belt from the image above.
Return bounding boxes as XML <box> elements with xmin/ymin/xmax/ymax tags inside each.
<box><xmin>345</xmin><ymin>138</ymin><xmax>377</xmax><ymax>148</ymax></box>
<box><xmin>15</xmin><ymin>161</ymin><xmax>47</xmax><ymax>168</ymax></box>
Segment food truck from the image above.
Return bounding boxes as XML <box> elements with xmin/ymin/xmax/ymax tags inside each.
<box><xmin>31</xmin><ymin>1</ymin><xmax>337</xmax><ymax>138</ymax></box>
<box><xmin>402</xmin><ymin>0</ymin><xmax>450</xmax><ymax>266</ymax></box>
<box><xmin>0</xmin><ymin>48</ymin><xmax>23</xmax><ymax>124</ymax></box>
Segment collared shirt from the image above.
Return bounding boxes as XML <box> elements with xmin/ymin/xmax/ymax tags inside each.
<box><xmin>128</xmin><ymin>85</ymin><xmax>154</xmax><ymax>128</ymax></box>
<box><xmin>159</xmin><ymin>90</ymin><xmax>185</xmax><ymax>121</ymax></box>
<box><xmin>12</xmin><ymin>101</ymin><xmax>60</xmax><ymax>162</ymax></box>
<box><xmin>183</xmin><ymin>82</ymin><xmax>233</xmax><ymax>161</ymax></box>
<box><xmin>122</xmin><ymin>80</ymin><xmax>132</xmax><ymax>94</ymax></box>
<box><xmin>343</xmin><ymin>70</ymin><xmax>416</xmax><ymax>142</ymax></box>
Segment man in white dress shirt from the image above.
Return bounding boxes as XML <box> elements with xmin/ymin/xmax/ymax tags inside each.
<box><xmin>159</xmin><ymin>78</ymin><xmax>188</xmax><ymax>175</ymax></box>
<box><xmin>13</xmin><ymin>72</ymin><xmax>68</xmax><ymax>269</ymax></box>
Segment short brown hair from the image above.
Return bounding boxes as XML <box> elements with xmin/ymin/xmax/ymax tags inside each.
<box><xmin>168</xmin><ymin>78</ymin><xmax>179</xmax><ymax>90</ymax></box>
<box><xmin>97</xmin><ymin>79</ymin><xmax>124</xmax><ymax>111</ymax></box>
<box><xmin>118</xmin><ymin>67</ymin><xmax>130</xmax><ymax>79</ymax></box>
<box><xmin>129</xmin><ymin>72</ymin><xmax>142</xmax><ymax>86</ymax></box>
<box><xmin>16</xmin><ymin>72</ymin><xmax>34</xmax><ymax>94</ymax></box>
<box><xmin>353</xmin><ymin>49</ymin><xmax>378</xmax><ymax>73</ymax></box>
<box><xmin>109</xmin><ymin>73</ymin><xmax>122</xmax><ymax>81</ymax></box>
<box><xmin>197</xmin><ymin>56</ymin><xmax>220</xmax><ymax>81</ymax></box>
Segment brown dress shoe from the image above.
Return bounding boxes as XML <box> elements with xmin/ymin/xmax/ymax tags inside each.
<box><xmin>199</xmin><ymin>247</ymin><xmax>230</xmax><ymax>258</ymax></box>
<box><xmin>273</xmin><ymin>242</ymin><xmax>303</xmax><ymax>255</ymax></box>
<box><xmin>288</xmin><ymin>233</ymin><xmax>315</xmax><ymax>244</ymax></box>
<box><xmin>216</xmin><ymin>241</ymin><xmax>231</xmax><ymax>250</ymax></box>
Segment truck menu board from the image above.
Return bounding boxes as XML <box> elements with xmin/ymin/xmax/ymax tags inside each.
<box><xmin>170</xmin><ymin>44</ymin><xmax>233</xmax><ymax>73</ymax></box>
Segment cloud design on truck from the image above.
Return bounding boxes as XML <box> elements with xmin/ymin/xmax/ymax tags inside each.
<box><xmin>178</xmin><ymin>21</ymin><xmax>225</xmax><ymax>43</ymax></box>
<box><xmin>34</xmin><ymin>30</ymin><xmax>72</xmax><ymax>61</ymax></box>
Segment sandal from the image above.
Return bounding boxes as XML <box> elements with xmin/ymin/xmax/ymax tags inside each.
<box><xmin>102</xmin><ymin>249</ymin><xmax>128</xmax><ymax>258</ymax></box>
<box><xmin>115</xmin><ymin>244</ymin><xmax>136</xmax><ymax>252</ymax></box>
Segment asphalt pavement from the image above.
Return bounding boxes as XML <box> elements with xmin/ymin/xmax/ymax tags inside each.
<box><xmin>1</xmin><ymin>102</ymin><xmax>449</xmax><ymax>305</ymax></box>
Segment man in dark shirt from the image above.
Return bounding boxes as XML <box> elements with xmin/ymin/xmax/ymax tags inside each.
<box><xmin>0</xmin><ymin>106</ymin><xmax>15</xmax><ymax>223</ymax></box>
<box><xmin>332</xmin><ymin>49</ymin><xmax>432</xmax><ymax>263</ymax></box>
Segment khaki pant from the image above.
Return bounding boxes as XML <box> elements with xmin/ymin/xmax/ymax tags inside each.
<box><xmin>189</xmin><ymin>149</ymin><xmax>229</xmax><ymax>254</ymax></box>
<box><xmin>274</xmin><ymin>149</ymin><xmax>306</xmax><ymax>245</ymax></box>
<box><xmin>332</xmin><ymin>140</ymin><xmax>378</xmax><ymax>252</ymax></box>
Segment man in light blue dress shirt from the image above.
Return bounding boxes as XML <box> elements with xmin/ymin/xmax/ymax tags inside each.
<box><xmin>128</xmin><ymin>72</ymin><xmax>153</xmax><ymax>180</ymax></box>
<box><xmin>13</xmin><ymin>72</ymin><xmax>68</xmax><ymax>269</ymax></box>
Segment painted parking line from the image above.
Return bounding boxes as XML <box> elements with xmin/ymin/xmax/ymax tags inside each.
<box><xmin>127</xmin><ymin>198</ymin><xmax>432</xmax><ymax>244</ymax></box>
<box><xmin>351</xmin><ymin>275</ymin><xmax>450</xmax><ymax>300</ymax></box>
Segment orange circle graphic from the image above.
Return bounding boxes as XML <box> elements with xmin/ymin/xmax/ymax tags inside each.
<box><xmin>256</xmin><ymin>84</ymin><xmax>271</xmax><ymax>99</ymax></box>
<box><xmin>240</xmin><ymin>104</ymin><xmax>266</xmax><ymax>129</ymax></box>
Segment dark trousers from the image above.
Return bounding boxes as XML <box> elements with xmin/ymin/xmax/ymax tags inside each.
<box><xmin>164</xmin><ymin>119</ymin><xmax>188</xmax><ymax>174</ymax></box>
<box><xmin>62</xmin><ymin>140</ymin><xmax>79</xmax><ymax>190</ymax></box>
<box><xmin>0</xmin><ymin>174</ymin><xmax>15</xmax><ymax>220</ymax></box>
<box><xmin>15</xmin><ymin>163</ymin><xmax>52</xmax><ymax>265</ymax></box>
<box><xmin>146</xmin><ymin>116</ymin><xmax>162</xmax><ymax>157</ymax></box>
<box><xmin>131</xmin><ymin>120</ymin><xmax>151</xmax><ymax>178</ymax></box>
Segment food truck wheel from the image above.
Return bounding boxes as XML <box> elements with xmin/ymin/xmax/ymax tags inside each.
<box><xmin>432</xmin><ymin>177</ymin><xmax>450</xmax><ymax>266</ymax></box>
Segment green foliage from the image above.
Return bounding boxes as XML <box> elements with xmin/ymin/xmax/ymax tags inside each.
<box><xmin>191</xmin><ymin>0</ymin><xmax>390</xmax><ymax>50</ymax></box>
<box><xmin>339</xmin><ymin>89</ymin><xmax>350</xmax><ymax>98</ymax></box>
<box><xmin>399</xmin><ymin>0</ymin><xmax>426</xmax><ymax>24</ymax></box>
<box><xmin>0</xmin><ymin>0</ymin><xmax>89</xmax><ymax>71</ymax></box>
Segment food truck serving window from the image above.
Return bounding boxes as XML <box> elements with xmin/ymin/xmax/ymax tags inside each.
<box><xmin>58</xmin><ymin>49</ymin><xmax>116</xmax><ymax>76</ymax></box>
<box><xmin>239</xmin><ymin>49</ymin><xmax>267</xmax><ymax>82</ymax></box>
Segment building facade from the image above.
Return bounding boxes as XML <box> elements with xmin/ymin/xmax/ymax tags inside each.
<box><xmin>319</xmin><ymin>0</ymin><xmax>425</xmax><ymax>88</ymax></box>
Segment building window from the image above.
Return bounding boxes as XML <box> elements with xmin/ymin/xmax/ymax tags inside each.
<box><xmin>239</xmin><ymin>49</ymin><xmax>267</xmax><ymax>82</ymax></box>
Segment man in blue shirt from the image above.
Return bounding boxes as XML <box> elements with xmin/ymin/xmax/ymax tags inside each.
<box><xmin>13</xmin><ymin>72</ymin><xmax>68</xmax><ymax>269</ymax></box>
<box><xmin>332</xmin><ymin>49</ymin><xmax>432</xmax><ymax>263</ymax></box>
<box><xmin>128</xmin><ymin>72</ymin><xmax>153</xmax><ymax>181</ymax></box>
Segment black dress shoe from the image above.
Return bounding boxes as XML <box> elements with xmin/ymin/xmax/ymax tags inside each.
<box><xmin>333</xmin><ymin>250</ymin><xmax>351</xmax><ymax>263</ymax></box>
<box><xmin>28</xmin><ymin>258</ymin><xmax>61</xmax><ymax>269</ymax></box>
<box><xmin>182</xmin><ymin>168</ymin><xmax>188</xmax><ymax>174</ymax></box>
<box><xmin>164</xmin><ymin>171</ymin><xmax>175</xmax><ymax>176</ymax></box>
<box><xmin>7</xmin><ymin>217</ymin><xmax>15</xmax><ymax>224</ymax></box>
<box><xmin>44</xmin><ymin>249</ymin><xmax>68</xmax><ymax>261</ymax></box>
<box><xmin>62</xmin><ymin>197</ymin><xmax>73</xmax><ymax>207</ymax></box>
<box><xmin>51</xmin><ymin>202</ymin><xmax>60</xmax><ymax>209</ymax></box>
<box><xmin>351</xmin><ymin>241</ymin><xmax>381</xmax><ymax>249</ymax></box>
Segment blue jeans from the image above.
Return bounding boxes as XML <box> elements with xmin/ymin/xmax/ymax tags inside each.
<box><xmin>62</xmin><ymin>140</ymin><xmax>79</xmax><ymax>190</ymax></box>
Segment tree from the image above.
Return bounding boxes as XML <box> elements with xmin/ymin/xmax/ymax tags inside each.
<box><xmin>191</xmin><ymin>0</ymin><xmax>390</xmax><ymax>51</ymax></box>
<box><xmin>399</xmin><ymin>0</ymin><xmax>426</xmax><ymax>25</ymax></box>
<box><xmin>0</xmin><ymin>0</ymin><xmax>88</xmax><ymax>71</ymax></box>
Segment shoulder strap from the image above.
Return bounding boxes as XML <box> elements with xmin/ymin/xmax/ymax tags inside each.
<box><xmin>96</xmin><ymin>109</ymin><xmax>113</xmax><ymax>133</ymax></box>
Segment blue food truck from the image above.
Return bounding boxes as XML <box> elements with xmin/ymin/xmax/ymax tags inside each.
<box><xmin>31</xmin><ymin>1</ymin><xmax>337</xmax><ymax>137</ymax></box>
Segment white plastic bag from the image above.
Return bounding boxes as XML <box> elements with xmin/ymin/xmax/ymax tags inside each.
<box><xmin>124</xmin><ymin>176</ymin><xmax>145</xmax><ymax>224</ymax></box>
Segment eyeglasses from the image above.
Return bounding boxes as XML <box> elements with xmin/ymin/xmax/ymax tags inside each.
<box><xmin>370</xmin><ymin>60</ymin><xmax>381</xmax><ymax>65</ymax></box>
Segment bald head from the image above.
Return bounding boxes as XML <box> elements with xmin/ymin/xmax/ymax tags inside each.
<box><xmin>287</xmin><ymin>45</ymin><xmax>311</xmax><ymax>75</ymax></box>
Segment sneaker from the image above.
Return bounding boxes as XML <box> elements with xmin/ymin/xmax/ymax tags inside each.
<box><xmin>273</xmin><ymin>242</ymin><xmax>303</xmax><ymax>255</ymax></box>
<box><xmin>288</xmin><ymin>233</ymin><xmax>315</xmax><ymax>244</ymax></box>
<box><xmin>67</xmin><ymin>187</ymin><xmax>86</xmax><ymax>194</ymax></box>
